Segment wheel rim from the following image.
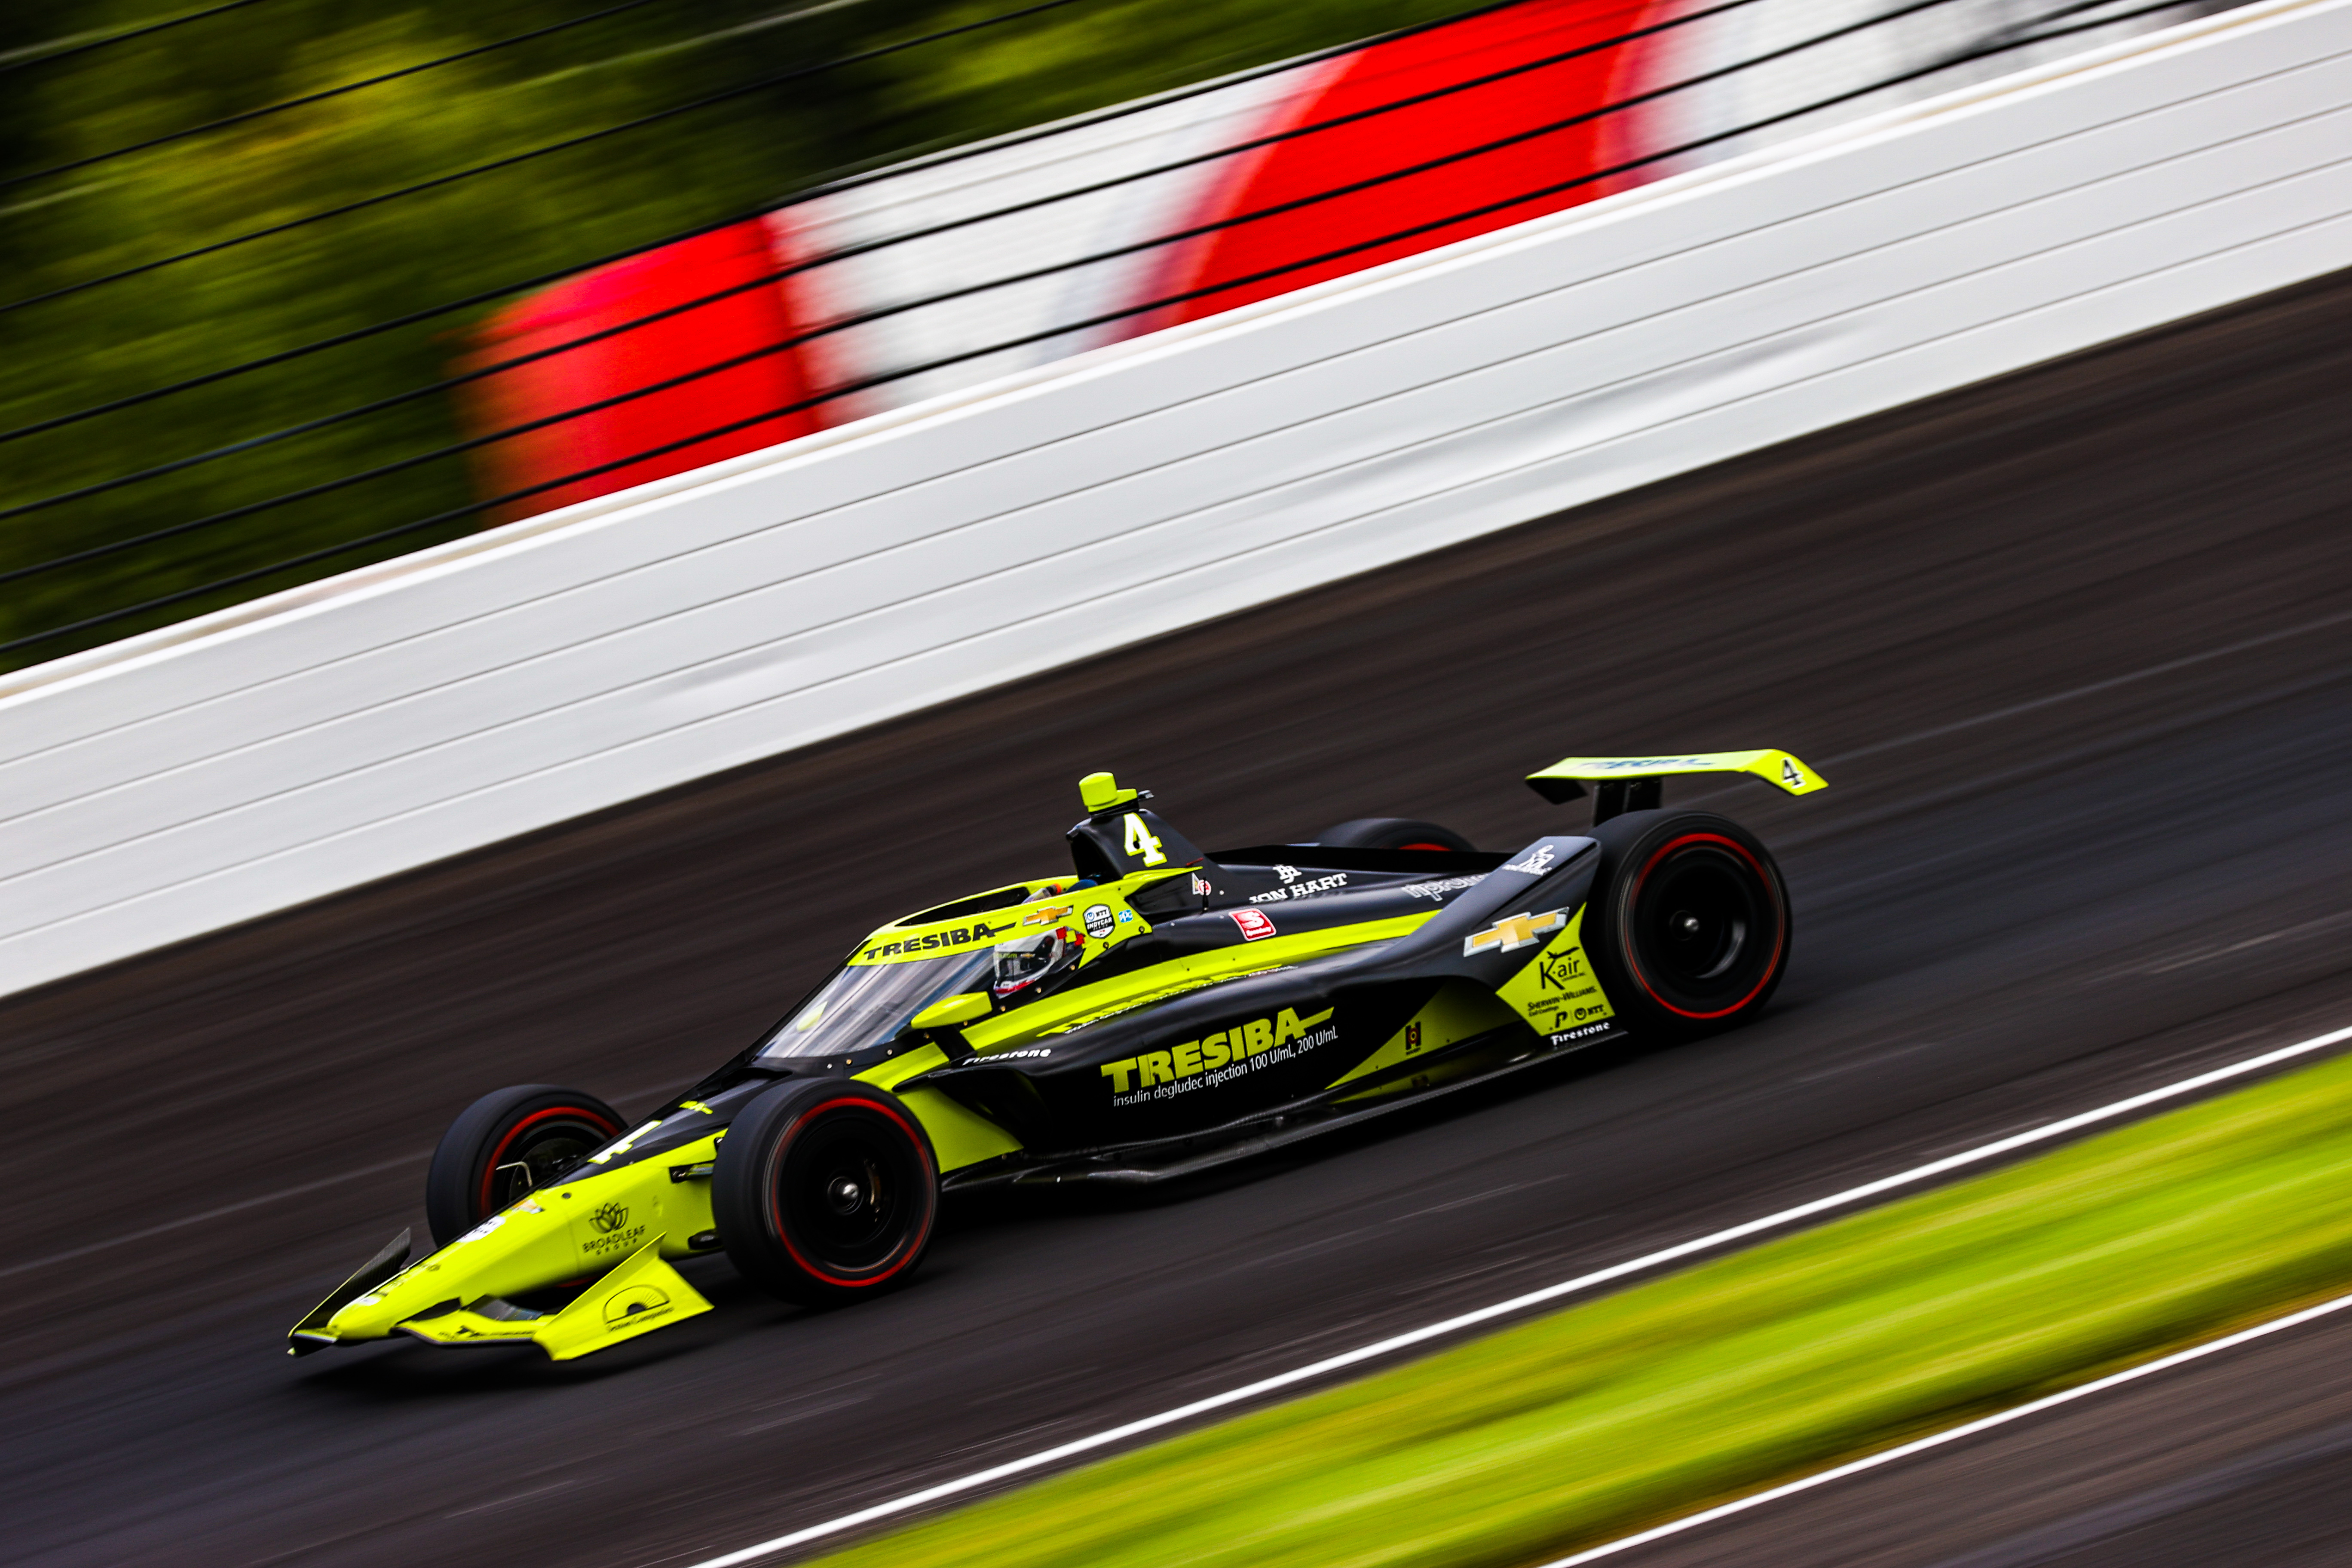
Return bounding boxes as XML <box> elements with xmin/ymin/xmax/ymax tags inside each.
<box><xmin>479</xmin><ymin>1107</ymin><xmax>618</xmax><ymax>1216</ymax></box>
<box><xmin>1625</xmin><ymin>834</ymin><xmax>1782</xmax><ymax>1019</ymax></box>
<box><xmin>770</xmin><ymin>1102</ymin><xmax>931</xmax><ymax>1283</ymax></box>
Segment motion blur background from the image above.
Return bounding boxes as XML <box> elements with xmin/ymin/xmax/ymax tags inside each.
<box><xmin>0</xmin><ymin>0</ymin><xmax>2215</xmax><ymax>668</ymax></box>
<box><xmin>7</xmin><ymin>1</ymin><xmax>2352</xmax><ymax>1565</ymax></box>
<box><xmin>0</xmin><ymin>0</ymin><xmax>1483</xmax><ymax>661</ymax></box>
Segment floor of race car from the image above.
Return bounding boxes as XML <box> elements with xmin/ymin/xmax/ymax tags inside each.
<box><xmin>3</xmin><ymin>266</ymin><xmax>2351</xmax><ymax>1568</ymax></box>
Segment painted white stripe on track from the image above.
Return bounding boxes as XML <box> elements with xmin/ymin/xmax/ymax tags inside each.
<box><xmin>679</xmin><ymin>1020</ymin><xmax>2352</xmax><ymax>1568</ymax></box>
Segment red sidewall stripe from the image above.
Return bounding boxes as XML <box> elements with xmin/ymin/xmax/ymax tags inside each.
<box><xmin>768</xmin><ymin>1098</ymin><xmax>936</xmax><ymax>1289</ymax></box>
<box><xmin>478</xmin><ymin>1104</ymin><xmax>621</xmax><ymax>1217</ymax></box>
<box><xmin>1623</xmin><ymin>832</ymin><xmax>1784</xmax><ymax>1020</ymax></box>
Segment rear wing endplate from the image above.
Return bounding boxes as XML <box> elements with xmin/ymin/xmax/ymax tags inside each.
<box><xmin>1526</xmin><ymin>750</ymin><xmax>1826</xmax><ymax>823</ymax></box>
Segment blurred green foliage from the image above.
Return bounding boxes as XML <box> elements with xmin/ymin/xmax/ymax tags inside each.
<box><xmin>808</xmin><ymin>1047</ymin><xmax>2352</xmax><ymax>1568</ymax></box>
<box><xmin>0</xmin><ymin>0</ymin><xmax>1468</xmax><ymax>670</ymax></box>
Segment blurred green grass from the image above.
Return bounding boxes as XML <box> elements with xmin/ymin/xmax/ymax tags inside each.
<box><xmin>811</xmin><ymin>1046</ymin><xmax>2352</xmax><ymax>1568</ymax></box>
<box><xmin>1</xmin><ymin>0</ymin><xmax>1470</xmax><ymax>669</ymax></box>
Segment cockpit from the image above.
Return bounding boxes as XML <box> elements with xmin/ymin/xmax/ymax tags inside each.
<box><xmin>750</xmin><ymin>917</ymin><xmax>1088</xmax><ymax>1065</ymax></box>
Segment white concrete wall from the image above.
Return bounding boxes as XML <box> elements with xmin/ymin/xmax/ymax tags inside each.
<box><xmin>4</xmin><ymin>0</ymin><xmax>2346</xmax><ymax>999</ymax></box>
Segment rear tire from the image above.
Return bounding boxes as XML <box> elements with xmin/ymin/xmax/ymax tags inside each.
<box><xmin>1584</xmin><ymin>810</ymin><xmax>1791</xmax><ymax>1039</ymax></box>
<box><xmin>1314</xmin><ymin>817</ymin><xmax>1477</xmax><ymax>853</ymax></box>
<box><xmin>712</xmin><ymin>1078</ymin><xmax>940</xmax><ymax>1306</ymax></box>
<box><xmin>424</xmin><ymin>1084</ymin><xmax>624</xmax><ymax>1246</ymax></box>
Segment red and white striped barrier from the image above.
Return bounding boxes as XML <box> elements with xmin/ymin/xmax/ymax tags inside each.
<box><xmin>464</xmin><ymin>0</ymin><xmax>2193</xmax><ymax>516</ymax></box>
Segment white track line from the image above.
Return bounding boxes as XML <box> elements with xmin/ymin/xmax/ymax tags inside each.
<box><xmin>681</xmin><ymin>1021</ymin><xmax>2352</xmax><ymax>1568</ymax></box>
<box><xmin>1538</xmin><ymin>1286</ymin><xmax>2352</xmax><ymax>1565</ymax></box>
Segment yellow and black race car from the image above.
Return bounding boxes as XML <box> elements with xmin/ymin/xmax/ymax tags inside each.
<box><xmin>290</xmin><ymin>750</ymin><xmax>1824</xmax><ymax>1361</ymax></box>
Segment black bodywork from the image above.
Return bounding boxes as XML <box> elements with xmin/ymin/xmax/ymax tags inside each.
<box><xmin>677</xmin><ymin>805</ymin><xmax>1629</xmax><ymax>1187</ymax></box>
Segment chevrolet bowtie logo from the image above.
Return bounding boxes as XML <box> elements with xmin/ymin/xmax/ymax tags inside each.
<box><xmin>1462</xmin><ymin>909</ymin><xmax>1567</xmax><ymax>957</ymax></box>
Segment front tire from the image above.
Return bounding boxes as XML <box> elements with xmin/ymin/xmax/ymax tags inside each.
<box><xmin>1585</xmin><ymin>810</ymin><xmax>1791</xmax><ymax>1039</ymax></box>
<box><xmin>712</xmin><ymin>1079</ymin><xmax>940</xmax><ymax>1306</ymax></box>
<box><xmin>424</xmin><ymin>1084</ymin><xmax>625</xmax><ymax>1246</ymax></box>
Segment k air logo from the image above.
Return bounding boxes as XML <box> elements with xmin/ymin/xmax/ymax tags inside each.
<box><xmin>1536</xmin><ymin>946</ymin><xmax>1587</xmax><ymax>992</ymax></box>
<box><xmin>1102</xmin><ymin>1006</ymin><xmax>1336</xmax><ymax>1102</ymax></box>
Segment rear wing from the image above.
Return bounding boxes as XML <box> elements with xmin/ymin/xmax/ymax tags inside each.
<box><xmin>1526</xmin><ymin>750</ymin><xmax>1826</xmax><ymax>823</ymax></box>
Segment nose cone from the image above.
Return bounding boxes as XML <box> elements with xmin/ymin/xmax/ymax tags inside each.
<box><xmin>324</xmin><ymin>1200</ymin><xmax>580</xmax><ymax>1341</ymax></box>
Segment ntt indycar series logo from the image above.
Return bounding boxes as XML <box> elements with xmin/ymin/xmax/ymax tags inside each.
<box><xmin>1103</xmin><ymin>1007</ymin><xmax>1336</xmax><ymax>1106</ymax></box>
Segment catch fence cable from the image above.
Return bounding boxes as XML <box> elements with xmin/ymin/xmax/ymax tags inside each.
<box><xmin>0</xmin><ymin>0</ymin><xmax>1106</xmax><ymax>318</ymax></box>
<box><xmin>0</xmin><ymin>0</ymin><xmax>685</xmax><ymax>193</ymax></box>
<box><xmin>0</xmin><ymin>0</ymin><xmax>281</xmax><ymax>75</ymax></box>
<box><xmin>0</xmin><ymin>0</ymin><xmax>1578</xmax><ymax>447</ymax></box>
<box><xmin>0</xmin><ymin>0</ymin><xmax>2205</xmax><ymax>654</ymax></box>
<box><xmin>0</xmin><ymin>0</ymin><xmax>1754</xmax><ymax>528</ymax></box>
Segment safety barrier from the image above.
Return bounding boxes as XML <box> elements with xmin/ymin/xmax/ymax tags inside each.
<box><xmin>2</xmin><ymin>0</ymin><xmax>2346</xmax><ymax>998</ymax></box>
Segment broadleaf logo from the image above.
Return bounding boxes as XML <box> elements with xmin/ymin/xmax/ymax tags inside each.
<box><xmin>589</xmin><ymin>1202</ymin><xmax>629</xmax><ymax>1234</ymax></box>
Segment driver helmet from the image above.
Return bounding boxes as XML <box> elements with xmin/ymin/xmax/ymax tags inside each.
<box><xmin>992</xmin><ymin>928</ymin><xmax>1082</xmax><ymax>1002</ymax></box>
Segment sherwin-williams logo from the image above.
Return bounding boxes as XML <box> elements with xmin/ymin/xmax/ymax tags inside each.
<box><xmin>589</xmin><ymin>1202</ymin><xmax>629</xmax><ymax>1234</ymax></box>
<box><xmin>1463</xmin><ymin>909</ymin><xmax>1567</xmax><ymax>956</ymax></box>
<box><xmin>1102</xmin><ymin>1006</ymin><xmax>1336</xmax><ymax>1103</ymax></box>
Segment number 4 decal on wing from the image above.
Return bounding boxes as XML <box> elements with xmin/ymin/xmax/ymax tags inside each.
<box><xmin>1781</xmin><ymin>758</ymin><xmax>1804</xmax><ymax>788</ymax></box>
<box><xmin>1122</xmin><ymin>812</ymin><xmax>1166</xmax><ymax>866</ymax></box>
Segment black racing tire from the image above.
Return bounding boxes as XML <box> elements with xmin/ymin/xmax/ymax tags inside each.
<box><xmin>712</xmin><ymin>1078</ymin><xmax>940</xmax><ymax>1307</ymax></box>
<box><xmin>1583</xmin><ymin>810</ymin><xmax>1791</xmax><ymax>1040</ymax></box>
<box><xmin>1314</xmin><ymin>817</ymin><xmax>1478</xmax><ymax>853</ymax></box>
<box><xmin>424</xmin><ymin>1084</ymin><xmax>625</xmax><ymax>1247</ymax></box>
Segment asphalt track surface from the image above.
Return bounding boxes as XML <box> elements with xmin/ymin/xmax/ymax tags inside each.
<box><xmin>6</xmin><ymin>264</ymin><xmax>2352</xmax><ymax>1568</ymax></box>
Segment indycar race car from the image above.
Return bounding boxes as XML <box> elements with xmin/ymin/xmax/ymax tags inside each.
<box><xmin>290</xmin><ymin>750</ymin><xmax>1823</xmax><ymax>1360</ymax></box>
